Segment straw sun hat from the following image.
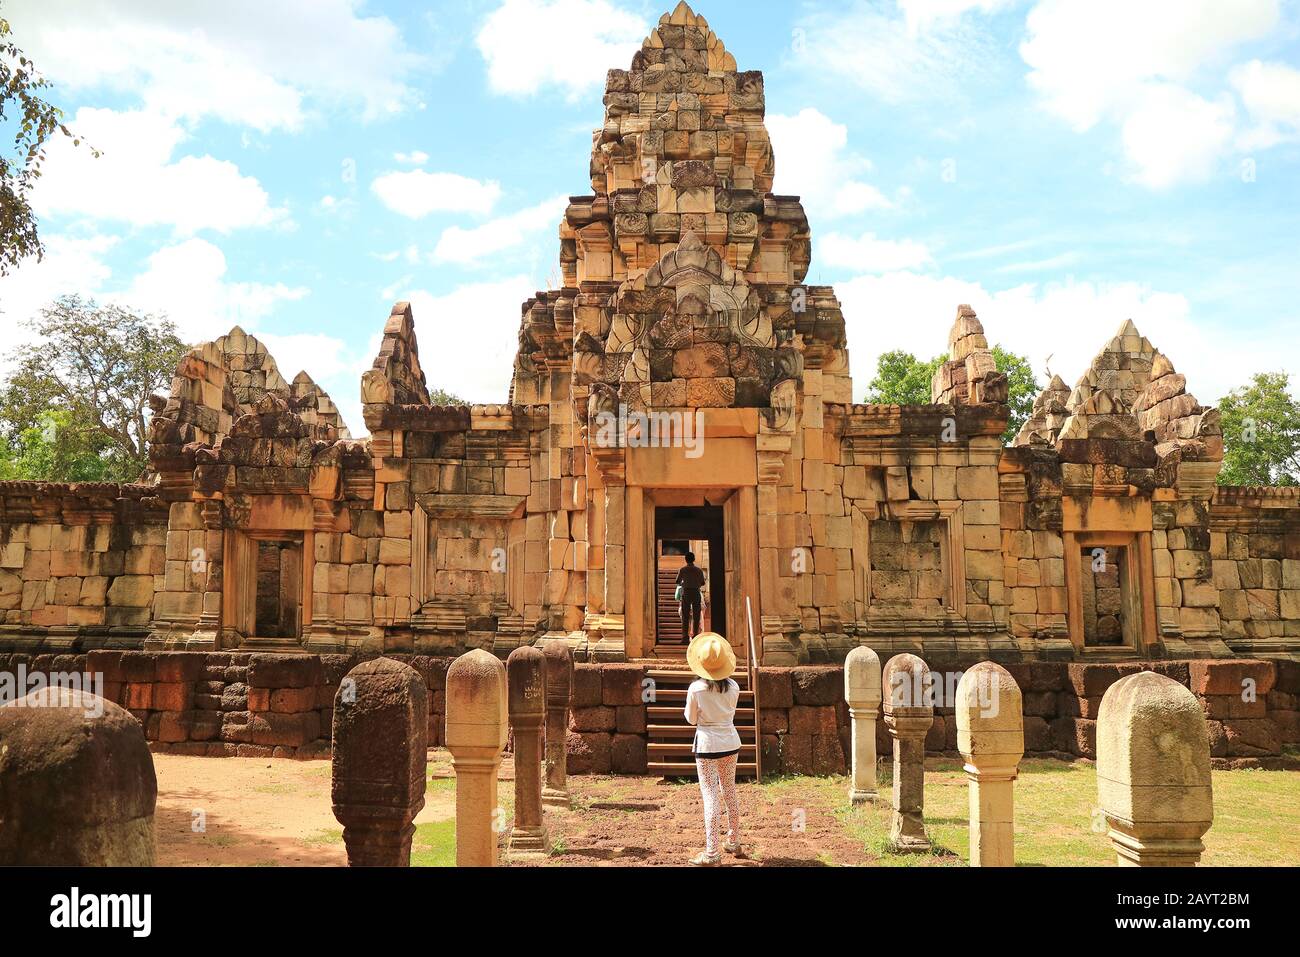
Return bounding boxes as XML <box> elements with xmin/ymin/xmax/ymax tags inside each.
<box><xmin>686</xmin><ymin>632</ymin><xmax>736</xmax><ymax>681</ymax></box>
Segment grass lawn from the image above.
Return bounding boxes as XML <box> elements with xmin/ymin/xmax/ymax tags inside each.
<box><xmin>772</xmin><ymin>759</ymin><xmax>1300</xmax><ymax>867</ymax></box>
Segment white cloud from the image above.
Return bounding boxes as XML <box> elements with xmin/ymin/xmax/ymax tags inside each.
<box><xmin>835</xmin><ymin>269</ymin><xmax>1279</xmax><ymax>406</ymax></box>
<box><xmin>791</xmin><ymin>1</ymin><xmax>999</xmax><ymax>104</ymax></box>
<box><xmin>818</xmin><ymin>232</ymin><xmax>934</xmax><ymax>273</ymax></box>
<box><xmin>34</xmin><ymin>108</ymin><xmax>285</xmax><ymax>233</ymax></box>
<box><xmin>433</xmin><ymin>196</ymin><xmax>568</xmax><ymax>265</ymax></box>
<box><xmin>0</xmin><ymin>235</ymin><xmax>312</xmax><ymax>384</ymax></box>
<box><xmin>6</xmin><ymin>0</ymin><xmax>424</xmax><ymax>130</ymax></box>
<box><xmin>1231</xmin><ymin>59</ymin><xmax>1300</xmax><ymax>150</ymax></box>
<box><xmin>477</xmin><ymin>0</ymin><xmax>647</xmax><ymax>100</ymax></box>
<box><xmin>768</xmin><ymin>109</ymin><xmax>893</xmax><ymax>219</ymax></box>
<box><xmin>123</xmin><ymin>238</ymin><xmax>308</xmax><ymax>343</ymax></box>
<box><xmin>371</xmin><ymin>170</ymin><xmax>503</xmax><ymax>218</ymax></box>
<box><xmin>899</xmin><ymin>0</ymin><xmax>1021</xmax><ymax>30</ymax></box>
<box><xmin>394</xmin><ymin>150</ymin><xmax>431</xmax><ymax>165</ymax></box>
<box><xmin>1120</xmin><ymin>85</ymin><xmax>1236</xmax><ymax>189</ymax></box>
<box><xmin>1020</xmin><ymin>0</ymin><xmax>1280</xmax><ymax>187</ymax></box>
<box><xmin>1021</xmin><ymin>0</ymin><xmax>1278</xmax><ymax>132</ymax></box>
<box><xmin>0</xmin><ymin>235</ymin><xmax>119</xmax><ymax>365</ymax></box>
<box><xmin>401</xmin><ymin>276</ymin><xmax>541</xmax><ymax>402</ymax></box>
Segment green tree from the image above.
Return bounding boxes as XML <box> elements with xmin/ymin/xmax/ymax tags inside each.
<box><xmin>428</xmin><ymin>388</ymin><xmax>468</xmax><ymax>406</ymax></box>
<box><xmin>991</xmin><ymin>345</ymin><xmax>1040</xmax><ymax>444</ymax></box>
<box><xmin>863</xmin><ymin>345</ymin><xmax>1041</xmax><ymax>444</ymax></box>
<box><xmin>0</xmin><ymin>3</ymin><xmax>98</xmax><ymax>274</ymax></box>
<box><xmin>863</xmin><ymin>350</ymin><xmax>946</xmax><ymax>406</ymax></box>
<box><xmin>0</xmin><ymin>295</ymin><xmax>189</xmax><ymax>482</ymax></box>
<box><xmin>1218</xmin><ymin>371</ymin><xmax>1300</xmax><ymax>486</ymax></box>
<box><xmin>0</xmin><ymin>409</ymin><xmax>118</xmax><ymax>482</ymax></box>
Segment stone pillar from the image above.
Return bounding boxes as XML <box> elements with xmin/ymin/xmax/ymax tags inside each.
<box><xmin>542</xmin><ymin>641</ymin><xmax>575</xmax><ymax>808</ymax></box>
<box><xmin>506</xmin><ymin>646</ymin><xmax>549</xmax><ymax>855</ymax></box>
<box><xmin>446</xmin><ymin>648</ymin><xmax>508</xmax><ymax>867</ymax></box>
<box><xmin>330</xmin><ymin>657</ymin><xmax>428</xmax><ymax>866</ymax></box>
<box><xmin>1097</xmin><ymin>671</ymin><xmax>1213</xmax><ymax>867</ymax></box>
<box><xmin>844</xmin><ymin>645</ymin><xmax>881</xmax><ymax>804</ymax></box>
<box><xmin>0</xmin><ymin>688</ymin><xmax>157</xmax><ymax>865</ymax></box>
<box><xmin>882</xmin><ymin>653</ymin><xmax>934</xmax><ymax>853</ymax></box>
<box><xmin>956</xmin><ymin>662</ymin><xmax>1024</xmax><ymax>867</ymax></box>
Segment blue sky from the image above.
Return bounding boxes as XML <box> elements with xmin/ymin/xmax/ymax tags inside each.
<box><xmin>2</xmin><ymin>0</ymin><xmax>1298</xmax><ymax>436</ymax></box>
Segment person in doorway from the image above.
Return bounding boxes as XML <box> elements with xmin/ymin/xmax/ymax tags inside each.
<box><xmin>684</xmin><ymin>631</ymin><xmax>744</xmax><ymax>866</ymax></box>
<box><xmin>675</xmin><ymin>551</ymin><xmax>707</xmax><ymax>640</ymax></box>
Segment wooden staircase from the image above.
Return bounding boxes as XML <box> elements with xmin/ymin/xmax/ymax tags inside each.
<box><xmin>645</xmin><ymin>666</ymin><xmax>757</xmax><ymax>779</ymax></box>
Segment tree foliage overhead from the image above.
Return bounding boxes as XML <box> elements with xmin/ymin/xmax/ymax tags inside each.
<box><xmin>0</xmin><ymin>295</ymin><xmax>189</xmax><ymax>482</ymax></box>
<box><xmin>0</xmin><ymin>3</ymin><xmax>97</xmax><ymax>275</ymax></box>
<box><xmin>863</xmin><ymin>345</ymin><xmax>1041</xmax><ymax>444</ymax></box>
<box><xmin>1218</xmin><ymin>371</ymin><xmax>1300</xmax><ymax>487</ymax></box>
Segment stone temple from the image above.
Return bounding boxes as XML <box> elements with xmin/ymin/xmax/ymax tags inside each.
<box><xmin>2</xmin><ymin>0</ymin><xmax>1299</xmax><ymax>678</ymax></box>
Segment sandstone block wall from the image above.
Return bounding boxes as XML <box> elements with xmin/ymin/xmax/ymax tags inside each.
<box><xmin>0</xmin><ymin>484</ymin><xmax>166</xmax><ymax>643</ymax></box>
<box><xmin>1</xmin><ymin>654</ymin><xmax>1293</xmax><ymax>770</ymax></box>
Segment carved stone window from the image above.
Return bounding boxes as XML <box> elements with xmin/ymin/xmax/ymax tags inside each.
<box><xmin>857</xmin><ymin>500</ymin><xmax>966</xmax><ymax>622</ymax></box>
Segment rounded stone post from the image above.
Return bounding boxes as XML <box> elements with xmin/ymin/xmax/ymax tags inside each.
<box><xmin>446</xmin><ymin>648</ymin><xmax>508</xmax><ymax>867</ymax></box>
<box><xmin>0</xmin><ymin>687</ymin><xmax>157</xmax><ymax>866</ymax></box>
<box><xmin>956</xmin><ymin>662</ymin><xmax>1024</xmax><ymax>867</ymax></box>
<box><xmin>882</xmin><ymin>653</ymin><xmax>934</xmax><ymax>853</ymax></box>
<box><xmin>507</xmin><ymin>646</ymin><xmax>549</xmax><ymax>855</ymax></box>
<box><xmin>542</xmin><ymin>641</ymin><xmax>574</xmax><ymax>809</ymax></box>
<box><xmin>331</xmin><ymin>657</ymin><xmax>428</xmax><ymax>867</ymax></box>
<box><xmin>1097</xmin><ymin>671</ymin><xmax>1213</xmax><ymax>867</ymax></box>
<box><xmin>844</xmin><ymin>645</ymin><xmax>882</xmax><ymax>805</ymax></box>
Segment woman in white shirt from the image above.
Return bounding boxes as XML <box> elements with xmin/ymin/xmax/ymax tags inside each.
<box><xmin>683</xmin><ymin>632</ymin><xmax>745</xmax><ymax>866</ymax></box>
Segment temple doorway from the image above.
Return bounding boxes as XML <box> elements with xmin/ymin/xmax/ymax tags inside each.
<box><xmin>653</xmin><ymin>505</ymin><xmax>725</xmax><ymax>650</ymax></box>
<box><xmin>254</xmin><ymin>538</ymin><xmax>303</xmax><ymax>642</ymax></box>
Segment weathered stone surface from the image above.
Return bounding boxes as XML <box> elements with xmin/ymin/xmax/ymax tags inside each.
<box><xmin>506</xmin><ymin>646</ymin><xmax>548</xmax><ymax>855</ymax></box>
<box><xmin>0</xmin><ymin>687</ymin><xmax>156</xmax><ymax>865</ymax></box>
<box><xmin>957</xmin><ymin>662</ymin><xmax>1023</xmax><ymax>867</ymax></box>
<box><xmin>445</xmin><ymin>649</ymin><xmax>507</xmax><ymax>866</ymax></box>
<box><xmin>844</xmin><ymin>645</ymin><xmax>881</xmax><ymax>804</ymax></box>
<box><xmin>882</xmin><ymin>653</ymin><xmax>933</xmax><ymax>852</ymax></box>
<box><xmin>1097</xmin><ymin>671</ymin><xmax>1213</xmax><ymax>866</ymax></box>
<box><xmin>331</xmin><ymin>657</ymin><xmax>427</xmax><ymax>866</ymax></box>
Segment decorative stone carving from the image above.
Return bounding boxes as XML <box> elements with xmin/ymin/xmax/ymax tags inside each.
<box><xmin>542</xmin><ymin>641</ymin><xmax>575</xmax><ymax>808</ymax></box>
<box><xmin>331</xmin><ymin>657</ymin><xmax>428</xmax><ymax>866</ymax></box>
<box><xmin>844</xmin><ymin>645</ymin><xmax>882</xmax><ymax>804</ymax></box>
<box><xmin>506</xmin><ymin>646</ymin><xmax>549</xmax><ymax>855</ymax></box>
<box><xmin>1097</xmin><ymin>671</ymin><xmax>1213</xmax><ymax>866</ymax></box>
<box><xmin>882</xmin><ymin>653</ymin><xmax>934</xmax><ymax>852</ymax></box>
<box><xmin>956</xmin><ymin>662</ymin><xmax>1023</xmax><ymax>867</ymax></box>
<box><xmin>446</xmin><ymin>649</ymin><xmax>508</xmax><ymax>866</ymax></box>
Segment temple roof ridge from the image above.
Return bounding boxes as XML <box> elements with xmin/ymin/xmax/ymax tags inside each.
<box><xmin>640</xmin><ymin>1</ymin><xmax>737</xmax><ymax>72</ymax></box>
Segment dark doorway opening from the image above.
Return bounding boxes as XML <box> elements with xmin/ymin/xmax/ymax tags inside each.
<box><xmin>254</xmin><ymin>538</ymin><xmax>303</xmax><ymax>641</ymax></box>
<box><xmin>654</xmin><ymin>505</ymin><xmax>725</xmax><ymax>647</ymax></box>
<box><xmin>1079</xmin><ymin>545</ymin><xmax>1130</xmax><ymax>648</ymax></box>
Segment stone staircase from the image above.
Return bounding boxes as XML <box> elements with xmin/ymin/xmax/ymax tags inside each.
<box><xmin>645</xmin><ymin>666</ymin><xmax>757</xmax><ymax>778</ymax></box>
<box><xmin>655</xmin><ymin>565</ymin><xmax>685</xmax><ymax>646</ymax></box>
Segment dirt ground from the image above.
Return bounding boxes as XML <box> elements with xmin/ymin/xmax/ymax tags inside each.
<box><xmin>532</xmin><ymin>773</ymin><xmax>870</xmax><ymax>867</ymax></box>
<box><xmin>153</xmin><ymin>748</ymin><xmax>867</xmax><ymax>867</ymax></box>
<box><xmin>153</xmin><ymin>753</ymin><xmax>458</xmax><ymax>866</ymax></box>
<box><xmin>153</xmin><ymin>750</ymin><xmax>1300</xmax><ymax>867</ymax></box>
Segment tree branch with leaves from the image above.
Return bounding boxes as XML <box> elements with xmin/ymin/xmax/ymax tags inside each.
<box><xmin>0</xmin><ymin>2</ymin><xmax>98</xmax><ymax>275</ymax></box>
